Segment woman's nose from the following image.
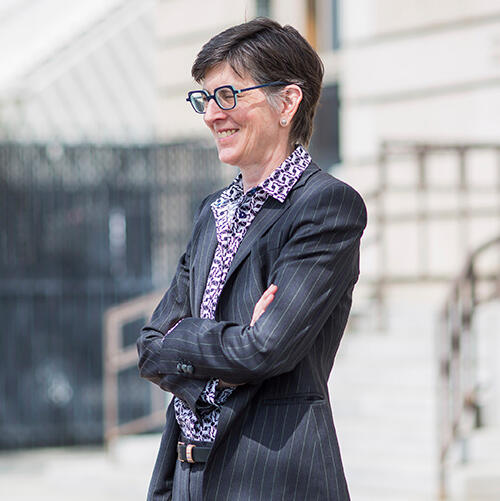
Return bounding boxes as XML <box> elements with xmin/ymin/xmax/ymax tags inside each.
<box><xmin>204</xmin><ymin>99</ymin><xmax>226</xmax><ymax>125</ymax></box>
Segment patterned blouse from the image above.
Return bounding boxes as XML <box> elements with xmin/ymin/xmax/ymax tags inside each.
<box><xmin>173</xmin><ymin>145</ymin><xmax>312</xmax><ymax>442</ymax></box>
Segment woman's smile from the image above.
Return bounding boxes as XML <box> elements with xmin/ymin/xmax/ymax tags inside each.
<box><xmin>215</xmin><ymin>128</ymin><xmax>238</xmax><ymax>139</ymax></box>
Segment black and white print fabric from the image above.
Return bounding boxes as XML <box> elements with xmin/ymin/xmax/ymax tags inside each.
<box><xmin>173</xmin><ymin>145</ymin><xmax>311</xmax><ymax>442</ymax></box>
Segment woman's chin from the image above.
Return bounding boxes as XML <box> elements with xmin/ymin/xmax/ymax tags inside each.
<box><xmin>217</xmin><ymin>149</ymin><xmax>240</xmax><ymax>166</ymax></box>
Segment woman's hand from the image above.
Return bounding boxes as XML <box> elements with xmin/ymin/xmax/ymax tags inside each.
<box><xmin>250</xmin><ymin>284</ymin><xmax>278</xmax><ymax>326</ymax></box>
<box><xmin>218</xmin><ymin>284</ymin><xmax>278</xmax><ymax>389</ymax></box>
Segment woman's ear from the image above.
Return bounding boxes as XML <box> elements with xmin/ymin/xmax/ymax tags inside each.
<box><xmin>279</xmin><ymin>85</ymin><xmax>303</xmax><ymax>126</ymax></box>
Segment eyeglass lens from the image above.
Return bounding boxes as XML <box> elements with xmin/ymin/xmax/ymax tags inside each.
<box><xmin>190</xmin><ymin>93</ymin><xmax>207</xmax><ymax>113</ymax></box>
<box><xmin>189</xmin><ymin>86</ymin><xmax>236</xmax><ymax>113</ymax></box>
<box><xmin>214</xmin><ymin>87</ymin><xmax>235</xmax><ymax>110</ymax></box>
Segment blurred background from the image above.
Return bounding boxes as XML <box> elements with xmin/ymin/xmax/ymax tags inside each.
<box><xmin>1</xmin><ymin>0</ymin><xmax>500</xmax><ymax>500</ymax></box>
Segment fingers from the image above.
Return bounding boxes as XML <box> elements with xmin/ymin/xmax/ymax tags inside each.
<box><xmin>250</xmin><ymin>284</ymin><xmax>278</xmax><ymax>326</ymax></box>
<box><xmin>258</xmin><ymin>286</ymin><xmax>277</xmax><ymax>310</ymax></box>
<box><xmin>218</xmin><ymin>379</ymin><xmax>242</xmax><ymax>388</ymax></box>
<box><xmin>261</xmin><ymin>283</ymin><xmax>278</xmax><ymax>299</ymax></box>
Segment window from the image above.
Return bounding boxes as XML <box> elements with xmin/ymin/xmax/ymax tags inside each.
<box><xmin>256</xmin><ymin>0</ymin><xmax>271</xmax><ymax>17</ymax></box>
<box><xmin>331</xmin><ymin>0</ymin><xmax>340</xmax><ymax>50</ymax></box>
<box><xmin>309</xmin><ymin>84</ymin><xmax>340</xmax><ymax>169</ymax></box>
<box><xmin>307</xmin><ymin>0</ymin><xmax>340</xmax><ymax>51</ymax></box>
<box><xmin>306</xmin><ymin>0</ymin><xmax>317</xmax><ymax>49</ymax></box>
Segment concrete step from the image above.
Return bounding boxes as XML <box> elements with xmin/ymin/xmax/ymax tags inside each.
<box><xmin>339</xmin><ymin>331</ymin><xmax>435</xmax><ymax>361</ymax></box>
<box><xmin>338</xmin><ymin>428</ymin><xmax>437</xmax><ymax>468</ymax></box>
<box><xmin>332</xmin><ymin>378</ymin><xmax>435</xmax><ymax>397</ymax></box>
<box><xmin>0</xmin><ymin>434</ymin><xmax>160</xmax><ymax>501</ymax></box>
<box><xmin>328</xmin><ymin>317</ymin><xmax>441</xmax><ymax>499</ymax></box>
<box><xmin>345</xmin><ymin>460</ymin><xmax>438</xmax><ymax>499</ymax></box>
<box><xmin>449</xmin><ymin>461</ymin><xmax>500</xmax><ymax>501</ymax></box>
<box><xmin>335</xmin><ymin>408</ymin><xmax>436</xmax><ymax>431</ymax></box>
<box><xmin>340</xmin><ymin>422</ymin><xmax>435</xmax><ymax>439</ymax></box>
<box><xmin>465</xmin><ymin>427</ymin><xmax>500</xmax><ymax>463</ymax></box>
<box><xmin>349</xmin><ymin>492</ymin><xmax>433</xmax><ymax>501</ymax></box>
<box><xmin>332</xmin><ymin>363</ymin><xmax>435</xmax><ymax>389</ymax></box>
<box><xmin>332</xmin><ymin>401</ymin><xmax>435</xmax><ymax>429</ymax></box>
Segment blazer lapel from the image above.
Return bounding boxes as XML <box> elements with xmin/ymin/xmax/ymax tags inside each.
<box><xmin>192</xmin><ymin>210</ymin><xmax>217</xmax><ymax>316</ymax></box>
<box><xmin>222</xmin><ymin>196</ymin><xmax>287</xmax><ymax>285</ymax></box>
<box><xmin>219</xmin><ymin>162</ymin><xmax>320</xmax><ymax>293</ymax></box>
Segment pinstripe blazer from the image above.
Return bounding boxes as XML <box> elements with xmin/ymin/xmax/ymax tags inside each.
<box><xmin>137</xmin><ymin>161</ymin><xmax>367</xmax><ymax>500</ymax></box>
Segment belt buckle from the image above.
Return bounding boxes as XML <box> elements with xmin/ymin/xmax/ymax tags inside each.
<box><xmin>186</xmin><ymin>444</ymin><xmax>195</xmax><ymax>463</ymax></box>
<box><xmin>177</xmin><ymin>441</ymin><xmax>196</xmax><ymax>463</ymax></box>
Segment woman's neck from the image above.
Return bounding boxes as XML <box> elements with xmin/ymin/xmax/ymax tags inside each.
<box><xmin>240</xmin><ymin>145</ymin><xmax>293</xmax><ymax>193</ymax></box>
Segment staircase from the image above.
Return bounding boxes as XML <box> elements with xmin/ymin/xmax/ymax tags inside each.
<box><xmin>329</xmin><ymin>300</ymin><xmax>439</xmax><ymax>500</ymax></box>
<box><xmin>327</xmin><ymin>141</ymin><xmax>500</xmax><ymax>500</ymax></box>
<box><xmin>447</xmin><ymin>427</ymin><xmax>500</xmax><ymax>501</ymax></box>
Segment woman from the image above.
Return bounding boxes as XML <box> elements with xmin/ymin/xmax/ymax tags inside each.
<box><xmin>138</xmin><ymin>17</ymin><xmax>366</xmax><ymax>501</ymax></box>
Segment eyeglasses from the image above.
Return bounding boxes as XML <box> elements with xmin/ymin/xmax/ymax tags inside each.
<box><xmin>186</xmin><ymin>81</ymin><xmax>290</xmax><ymax>114</ymax></box>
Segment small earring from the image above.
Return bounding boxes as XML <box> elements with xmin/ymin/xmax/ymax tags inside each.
<box><xmin>280</xmin><ymin>118</ymin><xmax>287</xmax><ymax>126</ymax></box>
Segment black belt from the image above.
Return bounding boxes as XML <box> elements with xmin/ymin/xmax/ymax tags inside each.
<box><xmin>177</xmin><ymin>441</ymin><xmax>212</xmax><ymax>463</ymax></box>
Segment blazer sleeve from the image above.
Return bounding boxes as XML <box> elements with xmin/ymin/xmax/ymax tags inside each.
<box><xmin>136</xmin><ymin>196</ymin><xmax>212</xmax><ymax>413</ymax></box>
<box><xmin>138</xmin><ymin>180</ymin><xmax>367</xmax><ymax>386</ymax></box>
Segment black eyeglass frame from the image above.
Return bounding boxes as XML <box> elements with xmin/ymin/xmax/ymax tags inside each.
<box><xmin>186</xmin><ymin>81</ymin><xmax>291</xmax><ymax>114</ymax></box>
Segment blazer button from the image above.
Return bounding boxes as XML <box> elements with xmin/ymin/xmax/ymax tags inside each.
<box><xmin>185</xmin><ymin>364</ymin><xmax>194</xmax><ymax>375</ymax></box>
<box><xmin>176</xmin><ymin>362</ymin><xmax>183</xmax><ymax>373</ymax></box>
<box><xmin>181</xmin><ymin>363</ymin><xmax>188</xmax><ymax>373</ymax></box>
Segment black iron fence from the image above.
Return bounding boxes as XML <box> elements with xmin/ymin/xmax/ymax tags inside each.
<box><xmin>0</xmin><ymin>141</ymin><xmax>223</xmax><ymax>449</ymax></box>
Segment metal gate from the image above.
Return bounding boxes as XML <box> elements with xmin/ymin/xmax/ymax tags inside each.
<box><xmin>0</xmin><ymin>141</ymin><xmax>222</xmax><ymax>449</ymax></box>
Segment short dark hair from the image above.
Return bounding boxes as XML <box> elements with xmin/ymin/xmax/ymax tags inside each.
<box><xmin>191</xmin><ymin>17</ymin><xmax>324</xmax><ymax>147</ymax></box>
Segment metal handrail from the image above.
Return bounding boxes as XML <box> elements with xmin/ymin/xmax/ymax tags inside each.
<box><xmin>362</xmin><ymin>140</ymin><xmax>500</xmax><ymax>329</ymax></box>
<box><xmin>437</xmin><ymin>235</ymin><xmax>500</xmax><ymax>499</ymax></box>
<box><xmin>103</xmin><ymin>290</ymin><xmax>166</xmax><ymax>445</ymax></box>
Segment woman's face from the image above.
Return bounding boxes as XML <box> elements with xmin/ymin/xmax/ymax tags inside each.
<box><xmin>202</xmin><ymin>63</ymin><xmax>286</xmax><ymax>170</ymax></box>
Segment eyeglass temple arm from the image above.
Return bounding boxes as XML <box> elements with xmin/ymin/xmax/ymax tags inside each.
<box><xmin>236</xmin><ymin>81</ymin><xmax>291</xmax><ymax>94</ymax></box>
